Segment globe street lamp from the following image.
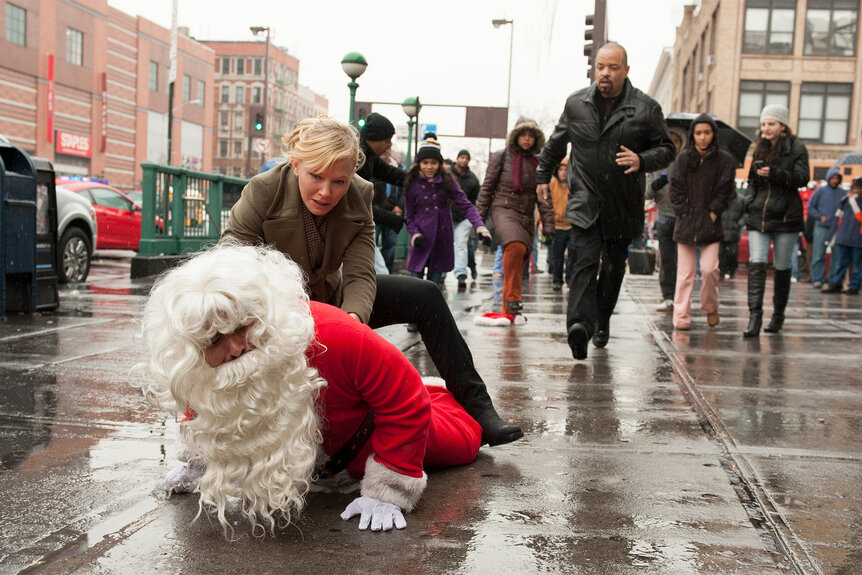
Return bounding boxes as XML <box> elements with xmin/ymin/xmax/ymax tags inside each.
<box><xmin>491</xmin><ymin>19</ymin><xmax>514</xmax><ymax>111</ymax></box>
<box><xmin>341</xmin><ymin>52</ymin><xmax>368</xmax><ymax>126</ymax></box>
<box><xmin>401</xmin><ymin>96</ymin><xmax>422</xmax><ymax>168</ymax></box>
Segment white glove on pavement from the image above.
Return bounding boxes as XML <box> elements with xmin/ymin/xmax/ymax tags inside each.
<box><xmin>164</xmin><ymin>464</ymin><xmax>204</xmax><ymax>494</ymax></box>
<box><xmin>340</xmin><ymin>496</ymin><xmax>407</xmax><ymax>531</ymax></box>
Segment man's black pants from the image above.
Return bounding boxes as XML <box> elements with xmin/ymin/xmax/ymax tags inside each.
<box><xmin>566</xmin><ymin>223</ymin><xmax>631</xmax><ymax>337</ymax></box>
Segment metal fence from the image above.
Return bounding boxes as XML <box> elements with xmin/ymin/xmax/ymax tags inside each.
<box><xmin>138</xmin><ymin>163</ymin><xmax>247</xmax><ymax>256</ymax></box>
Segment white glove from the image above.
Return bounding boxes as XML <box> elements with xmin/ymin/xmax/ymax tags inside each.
<box><xmin>340</xmin><ymin>496</ymin><xmax>407</xmax><ymax>531</ymax></box>
<box><xmin>164</xmin><ymin>464</ymin><xmax>204</xmax><ymax>494</ymax></box>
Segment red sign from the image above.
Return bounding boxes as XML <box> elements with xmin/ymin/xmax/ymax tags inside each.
<box><xmin>56</xmin><ymin>130</ymin><xmax>92</xmax><ymax>158</ymax></box>
<box><xmin>47</xmin><ymin>54</ymin><xmax>54</xmax><ymax>143</ymax></box>
<box><xmin>100</xmin><ymin>72</ymin><xmax>107</xmax><ymax>152</ymax></box>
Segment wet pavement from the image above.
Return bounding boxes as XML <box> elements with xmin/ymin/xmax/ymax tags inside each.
<box><xmin>0</xmin><ymin>248</ymin><xmax>860</xmax><ymax>574</ymax></box>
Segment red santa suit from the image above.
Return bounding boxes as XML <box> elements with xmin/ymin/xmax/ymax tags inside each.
<box><xmin>307</xmin><ymin>301</ymin><xmax>482</xmax><ymax>511</ymax></box>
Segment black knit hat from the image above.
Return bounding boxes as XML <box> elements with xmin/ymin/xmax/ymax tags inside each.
<box><xmin>361</xmin><ymin>112</ymin><xmax>395</xmax><ymax>142</ymax></box>
<box><xmin>457</xmin><ymin>149</ymin><xmax>471</xmax><ymax>160</ymax></box>
<box><xmin>415</xmin><ymin>138</ymin><xmax>444</xmax><ymax>164</ymax></box>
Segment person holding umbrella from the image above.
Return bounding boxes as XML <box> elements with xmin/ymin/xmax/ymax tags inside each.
<box><xmin>742</xmin><ymin>105</ymin><xmax>810</xmax><ymax>337</ymax></box>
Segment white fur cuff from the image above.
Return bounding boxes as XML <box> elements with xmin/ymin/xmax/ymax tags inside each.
<box><xmin>360</xmin><ymin>455</ymin><xmax>427</xmax><ymax>512</ymax></box>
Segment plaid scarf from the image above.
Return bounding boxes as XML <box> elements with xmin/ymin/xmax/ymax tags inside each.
<box><xmin>302</xmin><ymin>204</ymin><xmax>328</xmax><ymax>270</ymax></box>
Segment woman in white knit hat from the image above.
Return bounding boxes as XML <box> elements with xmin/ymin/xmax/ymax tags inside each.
<box><xmin>742</xmin><ymin>104</ymin><xmax>810</xmax><ymax>337</ymax></box>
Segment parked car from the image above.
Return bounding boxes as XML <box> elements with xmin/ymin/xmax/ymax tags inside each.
<box><xmin>57</xmin><ymin>181</ymin><xmax>144</xmax><ymax>250</ymax></box>
<box><xmin>55</xmin><ymin>186</ymin><xmax>98</xmax><ymax>283</ymax></box>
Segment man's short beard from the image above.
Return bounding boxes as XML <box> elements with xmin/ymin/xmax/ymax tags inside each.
<box><xmin>182</xmin><ymin>348</ymin><xmax>324</xmax><ymax>538</ymax></box>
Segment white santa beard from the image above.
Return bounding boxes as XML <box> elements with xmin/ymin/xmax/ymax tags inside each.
<box><xmin>182</xmin><ymin>348</ymin><xmax>323</xmax><ymax>535</ymax></box>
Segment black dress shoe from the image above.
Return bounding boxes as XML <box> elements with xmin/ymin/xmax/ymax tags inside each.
<box><xmin>470</xmin><ymin>267</ymin><xmax>478</xmax><ymax>280</ymax></box>
<box><xmin>593</xmin><ymin>328</ymin><xmax>609</xmax><ymax>348</ymax></box>
<box><xmin>567</xmin><ymin>323</ymin><xmax>590</xmax><ymax>360</ymax></box>
<box><xmin>457</xmin><ymin>274</ymin><xmax>467</xmax><ymax>288</ymax></box>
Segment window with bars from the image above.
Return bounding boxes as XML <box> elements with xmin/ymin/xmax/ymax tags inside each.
<box><xmin>743</xmin><ymin>0</ymin><xmax>796</xmax><ymax>55</ymax></box>
<box><xmin>805</xmin><ymin>0</ymin><xmax>858</xmax><ymax>57</ymax></box>
<box><xmin>6</xmin><ymin>4</ymin><xmax>26</xmax><ymax>46</ymax></box>
<box><xmin>66</xmin><ymin>27</ymin><xmax>83</xmax><ymax>66</ymax></box>
<box><xmin>798</xmin><ymin>83</ymin><xmax>852</xmax><ymax>144</ymax></box>
<box><xmin>737</xmin><ymin>80</ymin><xmax>791</xmax><ymax>139</ymax></box>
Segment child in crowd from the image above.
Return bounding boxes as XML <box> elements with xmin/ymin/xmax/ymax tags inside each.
<box><xmin>404</xmin><ymin>138</ymin><xmax>490</xmax><ymax>286</ymax></box>
<box><xmin>822</xmin><ymin>177</ymin><xmax>862</xmax><ymax>295</ymax></box>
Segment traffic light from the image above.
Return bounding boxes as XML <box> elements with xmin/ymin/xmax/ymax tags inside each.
<box><xmin>355</xmin><ymin>101</ymin><xmax>372</xmax><ymax>128</ymax></box>
<box><xmin>254</xmin><ymin>112</ymin><xmax>263</xmax><ymax>132</ymax></box>
<box><xmin>584</xmin><ymin>14</ymin><xmax>595</xmax><ymax>80</ymax></box>
<box><xmin>248</xmin><ymin>106</ymin><xmax>264</xmax><ymax>136</ymax></box>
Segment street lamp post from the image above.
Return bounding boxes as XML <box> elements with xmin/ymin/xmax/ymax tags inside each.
<box><xmin>248</xmin><ymin>26</ymin><xmax>271</xmax><ymax>176</ymax></box>
<box><xmin>401</xmin><ymin>97</ymin><xmax>422</xmax><ymax>169</ymax></box>
<box><xmin>341</xmin><ymin>52</ymin><xmax>368</xmax><ymax>125</ymax></box>
<box><xmin>492</xmin><ymin>19</ymin><xmax>514</xmax><ymax>111</ymax></box>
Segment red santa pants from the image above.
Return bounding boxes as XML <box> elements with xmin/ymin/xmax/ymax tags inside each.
<box><xmin>423</xmin><ymin>386</ymin><xmax>482</xmax><ymax>468</ymax></box>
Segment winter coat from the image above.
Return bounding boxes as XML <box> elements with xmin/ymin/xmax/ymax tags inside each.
<box><xmin>834</xmin><ymin>194</ymin><xmax>862</xmax><ymax>248</ymax></box>
<box><xmin>807</xmin><ymin>166</ymin><xmax>845</xmax><ymax>231</ymax></box>
<box><xmin>536</xmin><ymin>78</ymin><xmax>676</xmax><ymax>239</ymax></box>
<box><xmin>550</xmin><ymin>177</ymin><xmax>573</xmax><ymax>231</ymax></box>
<box><xmin>308</xmin><ymin>301</ymin><xmax>480</xmax><ymax>511</ymax></box>
<box><xmin>476</xmin><ymin>125</ymin><xmax>556</xmax><ymax>248</ymax></box>
<box><xmin>222</xmin><ymin>161</ymin><xmax>377</xmax><ymax>323</ymax></box>
<box><xmin>405</xmin><ymin>173</ymin><xmax>485</xmax><ymax>274</ymax></box>
<box><xmin>669</xmin><ymin>115</ymin><xmax>737</xmax><ymax>245</ymax></box>
<box><xmin>744</xmin><ymin>136</ymin><xmax>809</xmax><ymax>234</ymax></box>
<box><xmin>357</xmin><ymin>138</ymin><xmax>404</xmax><ymax>187</ymax></box>
<box><xmin>721</xmin><ymin>192</ymin><xmax>746</xmax><ymax>243</ymax></box>
<box><xmin>645</xmin><ymin>171</ymin><xmax>674</xmax><ymax>217</ymax></box>
<box><xmin>450</xmin><ymin>166</ymin><xmax>480</xmax><ymax>223</ymax></box>
<box><xmin>372</xmin><ymin>180</ymin><xmax>404</xmax><ymax>232</ymax></box>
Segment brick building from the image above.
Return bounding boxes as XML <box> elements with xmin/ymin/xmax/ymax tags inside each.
<box><xmin>0</xmin><ymin>0</ymin><xmax>214</xmax><ymax>190</ymax></box>
<box><xmin>204</xmin><ymin>41</ymin><xmax>329</xmax><ymax>177</ymax></box>
<box><xmin>656</xmin><ymin>0</ymin><xmax>860</xmax><ymax>177</ymax></box>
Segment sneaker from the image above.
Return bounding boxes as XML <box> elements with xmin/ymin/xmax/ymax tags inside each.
<box><xmin>552</xmin><ymin>283</ymin><xmax>563</xmax><ymax>291</ymax></box>
<box><xmin>656</xmin><ymin>299</ymin><xmax>674</xmax><ymax>311</ymax></box>
<box><xmin>813</xmin><ymin>281</ymin><xmax>823</xmax><ymax>289</ymax></box>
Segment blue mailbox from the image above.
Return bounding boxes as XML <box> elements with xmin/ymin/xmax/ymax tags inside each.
<box><xmin>0</xmin><ymin>142</ymin><xmax>38</xmax><ymax>314</ymax></box>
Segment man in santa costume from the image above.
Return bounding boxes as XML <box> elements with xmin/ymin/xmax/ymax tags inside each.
<box><xmin>140</xmin><ymin>244</ymin><xmax>482</xmax><ymax>536</ymax></box>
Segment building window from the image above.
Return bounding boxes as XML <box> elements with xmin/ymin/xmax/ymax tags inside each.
<box><xmin>805</xmin><ymin>0</ymin><xmax>858</xmax><ymax>57</ymax></box>
<box><xmin>6</xmin><ymin>4</ymin><xmax>26</xmax><ymax>46</ymax></box>
<box><xmin>237</xmin><ymin>58</ymin><xmax>245</xmax><ymax>75</ymax></box>
<box><xmin>682</xmin><ymin>61</ymin><xmax>691</xmax><ymax>109</ymax></box>
<box><xmin>235</xmin><ymin>86</ymin><xmax>244</xmax><ymax>104</ymax></box>
<box><xmin>221</xmin><ymin>57</ymin><xmax>230</xmax><ymax>75</ymax></box>
<box><xmin>743</xmin><ymin>0</ymin><xmax>796</xmax><ymax>55</ymax></box>
<box><xmin>234</xmin><ymin>112</ymin><xmax>244</xmax><ymax>131</ymax></box>
<box><xmin>182</xmin><ymin>74</ymin><xmax>191</xmax><ymax>102</ymax></box>
<box><xmin>799</xmin><ymin>83</ymin><xmax>852</xmax><ymax>144</ymax></box>
<box><xmin>738</xmin><ymin>80</ymin><xmax>790</xmax><ymax>138</ymax></box>
<box><xmin>219</xmin><ymin>139</ymin><xmax>228</xmax><ymax>158</ymax></box>
<box><xmin>233</xmin><ymin>141</ymin><xmax>243</xmax><ymax>157</ymax></box>
<box><xmin>254</xmin><ymin>58</ymin><xmax>262</xmax><ymax>75</ymax></box>
<box><xmin>66</xmin><ymin>27</ymin><xmax>84</xmax><ymax>66</ymax></box>
<box><xmin>220</xmin><ymin>85</ymin><xmax>229</xmax><ymax>103</ymax></box>
<box><xmin>197</xmin><ymin>80</ymin><xmax>205</xmax><ymax>106</ymax></box>
<box><xmin>219</xmin><ymin>111</ymin><xmax>229</xmax><ymax>130</ymax></box>
<box><xmin>253</xmin><ymin>86</ymin><xmax>261</xmax><ymax>104</ymax></box>
<box><xmin>149</xmin><ymin>61</ymin><xmax>158</xmax><ymax>92</ymax></box>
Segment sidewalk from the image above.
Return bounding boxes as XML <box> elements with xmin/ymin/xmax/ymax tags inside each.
<box><xmin>0</xmin><ymin>250</ymin><xmax>859</xmax><ymax>574</ymax></box>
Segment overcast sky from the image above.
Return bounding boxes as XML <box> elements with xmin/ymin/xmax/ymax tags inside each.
<box><xmin>109</xmin><ymin>0</ymin><xmax>687</xmax><ymax>164</ymax></box>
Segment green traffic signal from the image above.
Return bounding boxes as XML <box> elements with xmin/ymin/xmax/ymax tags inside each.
<box><xmin>255</xmin><ymin>121</ymin><xmax>263</xmax><ymax>131</ymax></box>
<box><xmin>357</xmin><ymin>118</ymin><xmax>366</xmax><ymax>128</ymax></box>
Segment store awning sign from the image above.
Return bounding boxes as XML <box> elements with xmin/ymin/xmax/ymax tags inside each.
<box><xmin>56</xmin><ymin>130</ymin><xmax>92</xmax><ymax>158</ymax></box>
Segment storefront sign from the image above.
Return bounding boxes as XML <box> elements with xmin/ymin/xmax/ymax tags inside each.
<box><xmin>47</xmin><ymin>54</ymin><xmax>54</xmax><ymax>143</ymax></box>
<box><xmin>55</xmin><ymin>130</ymin><xmax>92</xmax><ymax>158</ymax></box>
<box><xmin>100</xmin><ymin>73</ymin><xmax>107</xmax><ymax>152</ymax></box>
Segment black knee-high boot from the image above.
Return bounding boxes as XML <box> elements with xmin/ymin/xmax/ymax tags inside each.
<box><xmin>743</xmin><ymin>263</ymin><xmax>767</xmax><ymax>338</ymax></box>
<box><xmin>765</xmin><ymin>268</ymin><xmax>792</xmax><ymax>333</ymax></box>
<box><xmin>370</xmin><ymin>275</ymin><xmax>523</xmax><ymax>446</ymax></box>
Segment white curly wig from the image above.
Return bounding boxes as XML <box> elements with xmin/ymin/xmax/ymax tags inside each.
<box><xmin>140</xmin><ymin>244</ymin><xmax>327</xmax><ymax>537</ymax></box>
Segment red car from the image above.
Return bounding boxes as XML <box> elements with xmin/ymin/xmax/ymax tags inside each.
<box><xmin>56</xmin><ymin>181</ymin><xmax>144</xmax><ymax>250</ymax></box>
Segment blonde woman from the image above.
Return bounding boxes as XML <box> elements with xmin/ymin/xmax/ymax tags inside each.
<box><xmin>223</xmin><ymin>116</ymin><xmax>522</xmax><ymax>446</ymax></box>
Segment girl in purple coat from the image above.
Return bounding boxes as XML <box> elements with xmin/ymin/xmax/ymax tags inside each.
<box><xmin>405</xmin><ymin>139</ymin><xmax>490</xmax><ymax>286</ymax></box>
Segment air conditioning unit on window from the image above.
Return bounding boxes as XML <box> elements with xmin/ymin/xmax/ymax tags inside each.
<box><xmin>707</xmin><ymin>55</ymin><xmax>715</xmax><ymax>66</ymax></box>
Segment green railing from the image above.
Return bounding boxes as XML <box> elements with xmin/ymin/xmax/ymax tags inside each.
<box><xmin>138</xmin><ymin>163</ymin><xmax>248</xmax><ymax>255</ymax></box>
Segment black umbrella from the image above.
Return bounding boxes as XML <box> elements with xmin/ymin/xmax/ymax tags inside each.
<box><xmin>664</xmin><ymin>113</ymin><xmax>753</xmax><ymax>166</ymax></box>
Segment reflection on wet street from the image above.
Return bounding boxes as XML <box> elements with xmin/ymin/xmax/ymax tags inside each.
<box><xmin>0</xmin><ymin>251</ymin><xmax>859</xmax><ymax>574</ymax></box>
